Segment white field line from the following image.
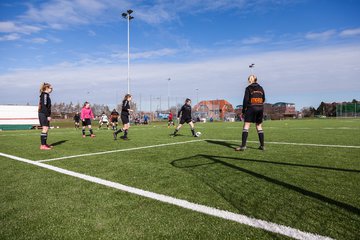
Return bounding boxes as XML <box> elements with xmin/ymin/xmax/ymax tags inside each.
<box><xmin>207</xmin><ymin>139</ymin><xmax>360</xmax><ymax>149</ymax></box>
<box><xmin>0</xmin><ymin>152</ymin><xmax>333</xmax><ymax>240</ymax></box>
<box><xmin>37</xmin><ymin>139</ymin><xmax>204</xmax><ymax>163</ymax></box>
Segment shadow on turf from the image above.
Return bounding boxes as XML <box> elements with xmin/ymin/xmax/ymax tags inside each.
<box><xmin>171</xmin><ymin>154</ymin><xmax>360</xmax><ymax>216</ymax></box>
<box><xmin>205</xmin><ymin>140</ymin><xmax>260</xmax><ymax>150</ymax></box>
<box><xmin>50</xmin><ymin>140</ymin><xmax>68</xmax><ymax>146</ymax></box>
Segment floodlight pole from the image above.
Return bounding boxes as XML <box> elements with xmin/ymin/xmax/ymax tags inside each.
<box><xmin>122</xmin><ymin>9</ymin><xmax>134</xmax><ymax>94</ymax></box>
<box><xmin>195</xmin><ymin>88</ymin><xmax>199</xmax><ymax>104</ymax></box>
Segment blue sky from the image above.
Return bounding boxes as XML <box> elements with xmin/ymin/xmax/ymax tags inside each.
<box><xmin>0</xmin><ymin>0</ymin><xmax>360</xmax><ymax>111</ymax></box>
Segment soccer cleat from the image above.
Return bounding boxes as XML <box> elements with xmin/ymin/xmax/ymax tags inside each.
<box><xmin>113</xmin><ymin>132</ymin><xmax>117</xmax><ymax>140</ymax></box>
<box><xmin>235</xmin><ymin>146</ymin><xmax>246</xmax><ymax>151</ymax></box>
<box><xmin>90</xmin><ymin>134</ymin><xmax>96</xmax><ymax>138</ymax></box>
<box><xmin>46</xmin><ymin>144</ymin><xmax>53</xmax><ymax>148</ymax></box>
<box><xmin>82</xmin><ymin>135</ymin><xmax>86</xmax><ymax>138</ymax></box>
<box><xmin>40</xmin><ymin>145</ymin><xmax>52</xmax><ymax>150</ymax></box>
<box><xmin>258</xmin><ymin>146</ymin><xmax>265</xmax><ymax>151</ymax></box>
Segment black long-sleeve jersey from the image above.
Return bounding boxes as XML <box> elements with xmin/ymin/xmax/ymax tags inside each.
<box><xmin>178</xmin><ymin>104</ymin><xmax>192</xmax><ymax>119</ymax></box>
<box><xmin>73</xmin><ymin>114</ymin><xmax>80</xmax><ymax>122</ymax></box>
<box><xmin>121</xmin><ymin>100</ymin><xmax>130</xmax><ymax>115</ymax></box>
<box><xmin>38</xmin><ymin>92</ymin><xmax>51</xmax><ymax>117</ymax></box>
<box><xmin>242</xmin><ymin>83</ymin><xmax>265</xmax><ymax>113</ymax></box>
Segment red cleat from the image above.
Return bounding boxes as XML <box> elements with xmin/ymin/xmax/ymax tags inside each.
<box><xmin>90</xmin><ymin>134</ymin><xmax>96</xmax><ymax>138</ymax></box>
<box><xmin>46</xmin><ymin>144</ymin><xmax>53</xmax><ymax>148</ymax></box>
<box><xmin>40</xmin><ymin>145</ymin><xmax>52</xmax><ymax>150</ymax></box>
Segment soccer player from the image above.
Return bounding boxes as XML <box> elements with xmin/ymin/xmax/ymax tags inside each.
<box><xmin>80</xmin><ymin>102</ymin><xmax>96</xmax><ymax>138</ymax></box>
<box><xmin>98</xmin><ymin>112</ymin><xmax>109</xmax><ymax>129</ymax></box>
<box><xmin>167</xmin><ymin>111</ymin><xmax>174</xmax><ymax>128</ymax></box>
<box><xmin>38</xmin><ymin>82</ymin><xmax>53</xmax><ymax>150</ymax></box>
<box><xmin>110</xmin><ymin>109</ymin><xmax>119</xmax><ymax>131</ymax></box>
<box><xmin>73</xmin><ymin>112</ymin><xmax>80</xmax><ymax>129</ymax></box>
<box><xmin>173</xmin><ymin>98</ymin><xmax>198</xmax><ymax>137</ymax></box>
<box><xmin>236</xmin><ymin>75</ymin><xmax>265</xmax><ymax>151</ymax></box>
<box><xmin>113</xmin><ymin>94</ymin><xmax>133</xmax><ymax>140</ymax></box>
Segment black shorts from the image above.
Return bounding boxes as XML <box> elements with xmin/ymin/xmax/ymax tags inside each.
<box><xmin>38</xmin><ymin>113</ymin><xmax>49</xmax><ymax>127</ymax></box>
<box><xmin>244</xmin><ymin>107</ymin><xmax>264</xmax><ymax>124</ymax></box>
<box><xmin>111</xmin><ymin>117</ymin><xmax>118</xmax><ymax>123</ymax></box>
<box><xmin>82</xmin><ymin>118</ymin><xmax>92</xmax><ymax>126</ymax></box>
<box><xmin>180</xmin><ymin>117</ymin><xmax>192</xmax><ymax>125</ymax></box>
<box><xmin>121</xmin><ymin>114</ymin><xmax>130</xmax><ymax>124</ymax></box>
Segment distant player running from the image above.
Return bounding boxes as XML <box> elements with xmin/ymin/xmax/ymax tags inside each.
<box><xmin>173</xmin><ymin>98</ymin><xmax>198</xmax><ymax>137</ymax></box>
<box><xmin>113</xmin><ymin>94</ymin><xmax>133</xmax><ymax>140</ymax></box>
<box><xmin>81</xmin><ymin>102</ymin><xmax>96</xmax><ymax>138</ymax></box>
<box><xmin>236</xmin><ymin>75</ymin><xmax>265</xmax><ymax>151</ymax></box>
<box><xmin>110</xmin><ymin>109</ymin><xmax>119</xmax><ymax>131</ymax></box>
<box><xmin>73</xmin><ymin>112</ymin><xmax>80</xmax><ymax>129</ymax></box>
<box><xmin>167</xmin><ymin>111</ymin><xmax>174</xmax><ymax>128</ymax></box>
<box><xmin>99</xmin><ymin>112</ymin><xmax>109</xmax><ymax>129</ymax></box>
<box><xmin>38</xmin><ymin>82</ymin><xmax>53</xmax><ymax>150</ymax></box>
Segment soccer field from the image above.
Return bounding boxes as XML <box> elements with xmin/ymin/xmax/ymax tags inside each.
<box><xmin>1</xmin><ymin>119</ymin><xmax>359</xmax><ymax>240</ymax></box>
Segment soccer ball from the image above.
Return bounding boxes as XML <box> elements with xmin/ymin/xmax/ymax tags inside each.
<box><xmin>195</xmin><ymin>131</ymin><xmax>202</xmax><ymax>137</ymax></box>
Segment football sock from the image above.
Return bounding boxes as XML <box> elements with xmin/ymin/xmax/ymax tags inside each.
<box><xmin>90</xmin><ymin>129</ymin><xmax>93</xmax><ymax>135</ymax></box>
<box><xmin>241</xmin><ymin>129</ymin><xmax>249</xmax><ymax>147</ymax></box>
<box><xmin>258</xmin><ymin>130</ymin><xmax>264</xmax><ymax>146</ymax></box>
<box><xmin>191</xmin><ymin>128</ymin><xmax>195</xmax><ymax>136</ymax></box>
<box><xmin>40</xmin><ymin>132</ymin><xmax>47</xmax><ymax>145</ymax></box>
<box><xmin>124</xmin><ymin>129</ymin><xmax>128</xmax><ymax>138</ymax></box>
<box><xmin>174</xmin><ymin>129</ymin><xmax>178</xmax><ymax>135</ymax></box>
<box><xmin>82</xmin><ymin>129</ymin><xmax>85</xmax><ymax>135</ymax></box>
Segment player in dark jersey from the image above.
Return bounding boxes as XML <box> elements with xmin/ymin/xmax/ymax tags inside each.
<box><xmin>173</xmin><ymin>98</ymin><xmax>198</xmax><ymax>137</ymax></box>
<box><xmin>113</xmin><ymin>94</ymin><xmax>133</xmax><ymax>140</ymax></box>
<box><xmin>73</xmin><ymin>112</ymin><xmax>80</xmax><ymax>129</ymax></box>
<box><xmin>110</xmin><ymin>109</ymin><xmax>120</xmax><ymax>131</ymax></box>
<box><xmin>38</xmin><ymin>82</ymin><xmax>53</xmax><ymax>150</ymax></box>
<box><xmin>236</xmin><ymin>75</ymin><xmax>266</xmax><ymax>151</ymax></box>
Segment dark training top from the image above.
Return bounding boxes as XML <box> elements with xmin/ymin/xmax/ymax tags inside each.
<box><xmin>121</xmin><ymin>100</ymin><xmax>130</xmax><ymax>116</ymax></box>
<box><xmin>242</xmin><ymin>83</ymin><xmax>265</xmax><ymax>113</ymax></box>
<box><xmin>73</xmin><ymin>114</ymin><xmax>80</xmax><ymax>122</ymax></box>
<box><xmin>38</xmin><ymin>92</ymin><xmax>51</xmax><ymax>117</ymax></box>
<box><xmin>178</xmin><ymin>104</ymin><xmax>192</xmax><ymax>119</ymax></box>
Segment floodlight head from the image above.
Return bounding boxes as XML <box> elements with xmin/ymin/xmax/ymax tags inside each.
<box><xmin>249</xmin><ymin>63</ymin><xmax>255</xmax><ymax>68</ymax></box>
<box><xmin>122</xmin><ymin>12</ymin><xmax>127</xmax><ymax>18</ymax></box>
<box><xmin>129</xmin><ymin>16</ymin><xmax>134</xmax><ymax>20</ymax></box>
<box><xmin>127</xmin><ymin>9</ymin><xmax>133</xmax><ymax>14</ymax></box>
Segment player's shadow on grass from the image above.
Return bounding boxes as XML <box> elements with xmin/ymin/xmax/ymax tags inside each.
<box><xmin>50</xmin><ymin>140</ymin><xmax>68</xmax><ymax>146</ymax></box>
<box><xmin>205</xmin><ymin>140</ymin><xmax>260</xmax><ymax>150</ymax></box>
<box><xmin>171</xmin><ymin>154</ymin><xmax>360</xmax><ymax>216</ymax></box>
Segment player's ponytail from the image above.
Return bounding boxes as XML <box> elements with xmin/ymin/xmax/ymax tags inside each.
<box><xmin>123</xmin><ymin>94</ymin><xmax>132</xmax><ymax>101</ymax></box>
<box><xmin>248</xmin><ymin>75</ymin><xmax>257</xmax><ymax>83</ymax></box>
<box><xmin>39</xmin><ymin>82</ymin><xmax>52</xmax><ymax>93</ymax></box>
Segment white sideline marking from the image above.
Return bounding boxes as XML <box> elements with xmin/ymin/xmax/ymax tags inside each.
<box><xmin>0</xmin><ymin>152</ymin><xmax>332</xmax><ymax>240</ymax></box>
<box><xmin>208</xmin><ymin>139</ymin><xmax>360</xmax><ymax>149</ymax></box>
<box><xmin>38</xmin><ymin>139</ymin><xmax>203</xmax><ymax>162</ymax></box>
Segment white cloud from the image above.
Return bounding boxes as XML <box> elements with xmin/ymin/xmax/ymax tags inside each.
<box><xmin>0</xmin><ymin>21</ymin><xmax>41</xmax><ymax>34</ymax></box>
<box><xmin>112</xmin><ymin>48</ymin><xmax>179</xmax><ymax>60</ymax></box>
<box><xmin>305</xmin><ymin>30</ymin><xmax>336</xmax><ymax>41</ymax></box>
<box><xmin>0</xmin><ymin>33</ymin><xmax>21</xmax><ymax>41</ymax></box>
<box><xmin>242</xmin><ymin>36</ymin><xmax>270</xmax><ymax>45</ymax></box>
<box><xmin>29</xmin><ymin>38</ymin><xmax>48</xmax><ymax>44</ymax></box>
<box><xmin>88</xmin><ymin>30</ymin><xmax>96</xmax><ymax>37</ymax></box>
<box><xmin>1</xmin><ymin>44</ymin><xmax>359</xmax><ymax>109</ymax></box>
<box><xmin>339</xmin><ymin>28</ymin><xmax>360</xmax><ymax>37</ymax></box>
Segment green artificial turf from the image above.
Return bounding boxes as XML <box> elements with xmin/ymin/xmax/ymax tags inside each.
<box><xmin>1</xmin><ymin>119</ymin><xmax>359</xmax><ymax>239</ymax></box>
